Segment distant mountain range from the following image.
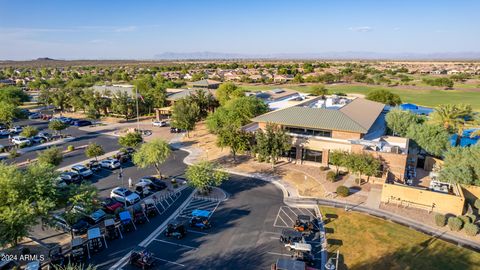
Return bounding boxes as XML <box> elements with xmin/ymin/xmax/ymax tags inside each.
<box><xmin>154</xmin><ymin>51</ymin><xmax>480</xmax><ymax>60</ymax></box>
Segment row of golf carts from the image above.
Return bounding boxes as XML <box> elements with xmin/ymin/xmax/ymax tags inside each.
<box><xmin>272</xmin><ymin>215</ymin><xmax>321</xmax><ymax>270</ymax></box>
<box><xmin>44</xmin><ymin>198</ymin><xmax>160</xmax><ymax>269</ymax></box>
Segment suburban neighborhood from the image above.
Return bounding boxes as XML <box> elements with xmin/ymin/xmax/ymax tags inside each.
<box><xmin>1</xmin><ymin>1</ymin><xmax>480</xmax><ymax>270</ymax></box>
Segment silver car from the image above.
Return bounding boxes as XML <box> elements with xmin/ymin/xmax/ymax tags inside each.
<box><xmin>71</xmin><ymin>164</ymin><xmax>93</xmax><ymax>178</ymax></box>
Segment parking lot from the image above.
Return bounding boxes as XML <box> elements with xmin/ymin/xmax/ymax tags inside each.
<box><xmin>120</xmin><ymin>176</ymin><xmax>323</xmax><ymax>270</ymax></box>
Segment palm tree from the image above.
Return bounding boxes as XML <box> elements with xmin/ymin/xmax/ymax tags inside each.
<box><xmin>431</xmin><ymin>104</ymin><xmax>474</xmax><ymax>146</ymax></box>
<box><xmin>311</xmin><ymin>85</ymin><xmax>329</xmax><ymax>99</ymax></box>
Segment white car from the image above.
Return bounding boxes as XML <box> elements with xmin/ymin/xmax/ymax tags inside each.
<box><xmin>152</xmin><ymin>120</ymin><xmax>167</xmax><ymax>127</ymax></box>
<box><xmin>71</xmin><ymin>165</ymin><xmax>93</xmax><ymax>178</ymax></box>
<box><xmin>0</xmin><ymin>129</ymin><xmax>10</xmax><ymax>136</ymax></box>
<box><xmin>9</xmin><ymin>126</ymin><xmax>23</xmax><ymax>134</ymax></box>
<box><xmin>110</xmin><ymin>187</ymin><xmax>141</xmax><ymax>205</ymax></box>
<box><xmin>12</xmin><ymin>136</ymin><xmax>31</xmax><ymax>146</ymax></box>
<box><xmin>99</xmin><ymin>159</ymin><xmax>121</xmax><ymax>170</ymax></box>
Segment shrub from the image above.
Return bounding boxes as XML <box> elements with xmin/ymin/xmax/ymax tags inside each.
<box><xmin>319</xmin><ymin>166</ymin><xmax>329</xmax><ymax>171</ymax></box>
<box><xmin>67</xmin><ymin>145</ymin><xmax>75</xmax><ymax>152</ymax></box>
<box><xmin>466</xmin><ymin>214</ymin><xmax>476</xmax><ymax>223</ymax></box>
<box><xmin>474</xmin><ymin>199</ymin><xmax>480</xmax><ymax>210</ymax></box>
<box><xmin>19</xmin><ymin>142</ymin><xmax>28</xmax><ymax>148</ymax></box>
<box><xmin>336</xmin><ymin>185</ymin><xmax>349</xmax><ymax>197</ymax></box>
<box><xmin>459</xmin><ymin>215</ymin><xmax>472</xmax><ymax>225</ymax></box>
<box><xmin>326</xmin><ymin>171</ymin><xmax>337</xmax><ymax>182</ymax></box>
<box><xmin>464</xmin><ymin>223</ymin><xmax>479</xmax><ymax>237</ymax></box>
<box><xmin>434</xmin><ymin>214</ymin><xmax>447</xmax><ymax>227</ymax></box>
<box><xmin>447</xmin><ymin>217</ymin><xmax>463</xmax><ymax>231</ymax></box>
<box><xmin>9</xmin><ymin>149</ymin><xmax>19</xmax><ymax>159</ymax></box>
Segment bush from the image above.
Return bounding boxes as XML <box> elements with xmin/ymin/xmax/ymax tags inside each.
<box><xmin>9</xmin><ymin>149</ymin><xmax>19</xmax><ymax>159</ymax></box>
<box><xmin>336</xmin><ymin>185</ymin><xmax>349</xmax><ymax>197</ymax></box>
<box><xmin>319</xmin><ymin>166</ymin><xmax>329</xmax><ymax>171</ymax></box>
<box><xmin>326</xmin><ymin>171</ymin><xmax>337</xmax><ymax>182</ymax></box>
<box><xmin>67</xmin><ymin>145</ymin><xmax>75</xmax><ymax>152</ymax></box>
<box><xmin>434</xmin><ymin>214</ymin><xmax>447</xmax><ymax>227</ymax></box>
<box><xmin>474</xmin><ymin>199</ymin><xmax>480</xmax><ymax>210</ymax></box>
<box><xmin>466</xmin><ymin>214</ymin><xmax>476</xmax><ymax>223</ymax></box>
<box><xmin>464</xmin><ymin>223</ymin><xmax>479</xmax><ymax>237</ymax></box>
<box><xmin>459</xmin><ymin>215</ymin><xmax>472</xmax><ymax>225</ymax></box>
<box><xmin>447</xmin><ymin>217</ymin><xmax>464</xmax><ymax>231</ymax></box>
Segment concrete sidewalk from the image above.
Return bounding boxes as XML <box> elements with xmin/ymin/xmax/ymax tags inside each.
<box><xmin>0</xmin><ymin>136</ymin><xmax>76</xmax><ymax>158</ymax></box>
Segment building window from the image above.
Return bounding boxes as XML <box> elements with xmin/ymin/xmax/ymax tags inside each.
<box><xmin>282</xmin><ymin>147</ymin><xmax>297</xmax><ymax>160</ymax></box>
<box><xmin>302</xmin><ymin>149</ymin><xmax>323</xmax><ymax>163</ymax></box>
<box><xmin>285</xmin><ymin>126</ymin><xmax>331</xmax><ymax>138</ymax></box>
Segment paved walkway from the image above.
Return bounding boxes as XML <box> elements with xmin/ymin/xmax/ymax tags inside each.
<box><xmin>0</xmin><ymin>136</ymin><xmax>76</xmax><ymax>158</ymax></box>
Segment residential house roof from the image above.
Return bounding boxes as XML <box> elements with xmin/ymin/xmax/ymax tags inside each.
<box><xmin>190</xmin><ymin>79</ymin><xmax>221</xmax><ymax>86</ymax></box>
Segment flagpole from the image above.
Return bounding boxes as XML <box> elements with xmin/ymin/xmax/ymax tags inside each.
<box><xmin>135</xmin><ymin>86</ymin><xmax>140</xmax><ymax>131</ymax></box>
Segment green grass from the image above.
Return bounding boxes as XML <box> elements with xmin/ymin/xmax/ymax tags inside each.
<box><xmin>320</xmin><ymin>206</ymin><xmax>480</xmax><ymax>270</ymax></box>
<box><xmin>241</xmin><ymin>84</ymin><xmax>480</xmax><ymax>110</ymax></box>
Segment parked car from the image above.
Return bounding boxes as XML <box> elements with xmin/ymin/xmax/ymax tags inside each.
<box><xmin>86</xmin><ymin>160</ymin><xmax>101</xmax><ymax>172</ymax></box>
<box><xmin>152</xmin><ymin>120</ymin><xmax>168</xmax><ymax>127</ymax></box>
<box><xmin>0</xmin><ymin>129</ymin><xmax>9</xmax><ymax>136</ymax></box>
<box><xmin>59</xmin><ymin>171</ymin><xmax>83</xmax><ymax>184</ymax></box>
<box><xmin>110</xmin><ymin>187</ymin><xmax>141</xmax><ymax>206</ymax></box>
<box><xmin>170</xmin><ymin>127</ymin><xmax>184</xmax><ymax>133</ymax></box>
<box><xmin>73</xmin><ymin>206</ymin><xmax>106</xmax><ymax>225</ymax></box>
<box><xmin>30</xmin><ymin>135</ymin><xmax>47</xmax><ymax>144</ymax></box>
<box><xmin>28</xmin><ymin>112</ymin><xmax>42</xmax><ymax>119</ymax></box>
<box><xmin>38</xmin><ymin>132</ymin><xmax>52</xmax><ymax>140</ymax></box>
<box><xmin>52</xmin><ymin>214</ymin><xmax>89</xmax><ymax>235</ymax></box>
<box><xmin>100</xmin><ymin>159</ymin><xmax>121</xmax><ymax>170</ymax></box>
<box><xmin>138</xmin><ymin>176</ymin><xmax>167</xmax><ymax>191</ymax></box>
<box><xmin>134</xmin><ymin>182</ymin><xmax>153</xmax><ymax>198</ymax></box>
<box><xmin>114</xmin><ymin>151</ymin><xmax>131</xmax><ymax>163</ymax></box>
<box><xmin>9</xmin><ymin>126</ymin><xmax>23</xmax><ymax>134</ymax></box>
<box><xmin>71</xmin><ymin>165</ymin><xmax>93</xmax><ymax>178</ymax></box>
<box><xmin>73</xmin><ymin>120</ymin><xmax>92</xmax><ymax>127</ymax></box>
<box><xmin>101</xmin><ymin>198</ymin><xmax>123</xmax><ymax>213</ymax></box>
<box><xmin>12</xmin><ymin>136</ymin><xmax>31</xmax><ymax>146</ymax></box>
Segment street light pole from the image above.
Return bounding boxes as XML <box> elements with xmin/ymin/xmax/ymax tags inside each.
<box><xmin>118</xmin><ymin>168</ymin><xmax>126</xmax><ymax>207</ymax></box>
<box><xmin>135</xmin><ymin>86</ymin><xmax>140</xmax><ymax>131</ymax></box>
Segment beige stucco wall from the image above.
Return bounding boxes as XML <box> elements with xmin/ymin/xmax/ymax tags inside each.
<box><xmin>462</xmin><ymin>185</ymin><xmax>480</xmax><ymax>202</ymax></box>
<box><xmin>332</xmin><ymin>130</ymin><xmax>362</xmax><ymax>140</ymax></box>
<box><xmin>381</xmin><ymin>183</ymin><xmax>465</xmax><ymax>215</ymax></box>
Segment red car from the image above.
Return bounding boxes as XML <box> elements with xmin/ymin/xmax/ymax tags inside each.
<box><xmin>101</xmin><ymin>198</ymin><xmax>123</xmax><ymax>213</ymax></box>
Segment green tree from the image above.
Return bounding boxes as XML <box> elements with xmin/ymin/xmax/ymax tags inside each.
<box><xmin>118</xmin><ymin>132</ymin><xmax>143</xmax><ymax>148</ymax></box>
<box><xmin>0</xmin><ymin>86</ymin><xmax>30</xmax><ymax>105</ymax></box>
<box><xmin>216</xmin><ymin>128</ymin><xmax>252</xmax><ymax>162</ymax></box>
<box><xmin>50</xmin><ymin>88</ymin><xmax>70</xmax><ymax>112</ymax></box>
<box><xmin>430</xmin><ymin>104</ymin><xmax>473</xmax><ymax>134</ymax></box>
<box><xmin>84</xmin><ymin>143</ymin><xmax>105</xmax><ymax>161</ymax></box>
<box><xmin>329</xmin><ymin>150</ymin><xmax>346</xmax><ymax>175</ymax></box>
<box><xmin>62</xmin><ymin>184</ymin><xmax>98</xmax><ymax>238</ymax></box>
<box><xmin>0</xmin><ymin>163</ymin><xmax>58</xmax><ymax>246</ymax></box>
<box><xmin>48</xmin><ymin>120</ymin><xmax>69</xmax><ymax>135</ymax></box>
<box><xmin>186</xmin><ymin>161</ymin><xmax>228</xmax><ymax>194</ymax></box>
<box><xmin>406</xmin><ymin>123</ymin><xmax>450</xmax><ymax>157</ymax></box>
<box><xmin>171</xmin><ymin>98</ymin><xmax>200</xmax><ymax>137</ymax></box>
<box><xmin>20</xmin><ymin>126</ymin><xmax>39</xmax><ymax>138</ymax></box>
<box><xmin>187</xmin><ymin>89</ymin><xmax>218</xmax><ymax>119</ymax></box>
<box><xmin>133</xmin><ymin>139</ymin><xmax>171</xmax><ymax>176</ymax></box>
<box><xmin>111</xmin><ymin>91</ymin><xmax>133</xmax><ymax>120</ymax></box>
<box><xmin>385</xmin><ymin>108</ymin><xmax>420</xmax><ymax>136</ymax></box>
<box><xmin>365</xmin><ymin>89</ymin><xmax>402</xmax><ymax>106</ymax></box>
<box><xmin>37</xmin><ymin>146</ymin><xmax>63</xmax><ymax>166</ymax></box>
<box><xmin>0</xmin><ymin>101</ymin><xmax>18</xmax><ymax>127</ymax></box>
<box><xmin>254</xmin><ymin>123</ymin><xmax>291</xmax><ymax>169</ymax></box>
<box><xmin>216</xmin><ymin>82</ymin><xmax>245</xmax><ymax>105</ymax></box>
<box><xmin>310</xmin><ymin>85</ymin><xmax>329</xmax><ymax>99</ymax></box>
<box><xmin>345</xmin><ymin>153</ymin><xmax>381</xmax><ymax>183</ymax></box>
<box><xmin>439</xmin><ymin>145</ymin><xmax>480</xmax><ymax>186</ymax></box>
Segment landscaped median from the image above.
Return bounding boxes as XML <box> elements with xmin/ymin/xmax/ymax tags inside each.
<box><xmin>319</xmin><ymin>206</ymin><xmax>480</xmax><ymax>269</ymax></box>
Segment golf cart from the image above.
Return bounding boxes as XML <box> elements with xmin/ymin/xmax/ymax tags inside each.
<box><xmin>134</xmin><ymin>182</ymin><xmax>153</xmax><ymax>198</ymax></box>
<box><xmin>164</xmin><ymin>218</ymin><xmax>187</xmax><ymax>239</ymax></box>
<box><xmin>48</xmin><ymin>245</ymin><xmax>66</xmax><ymax>268</ymax></box>
<box><xmin>190</xmin><ymin>209</ymin><xmax>211</xmax><ymax>230</ymax></box>
<box><xmin>293</xmin><ymin>215</ymin><xmax>318</xmax><ymax>233</ymax></box>
<box><xmin>280</xmin><ymin>228</ymin><xmax>303</xmax><ymax>244</ymax></box>
<box><xmin>143</xmin><ymin>198</ymin><xmax>159</xmax><ymax>217</ymax></box>
<box><xmin>86</xmin><ymin>160</ymin><xmax>101</xmax><ymax>172</ymax></box>
<box><xmin>119</xmin><ymin>210</ymin><xmax>136</xmax><ymax>232</ymax></box>
<box><xmin>292</xmin><ymin>248</ymin><xmax>315</xmax><ymax>267</ymax></box>
<box><xmin>129</xmin><ymin>247</ymin><xmax>155</xmax><ymax>269</ymax></box>
<box><xmin>87</xmin><ymin>227</ymin><xmax>107</xmax><ymax>256</ymax></box>
<box><xmin>70</xmin><ymin>237</ymin><xmax>86</xmax><ymax>263</ymax></box>
<box><xmin>105</xmin><ymin>218</ymin><xmax>121</xmax><ymax>240</ymax></box>
<box><xmin>133</xmin><ymin>205</ymin><xmax>148</xmax><ymax>224</ymax></box>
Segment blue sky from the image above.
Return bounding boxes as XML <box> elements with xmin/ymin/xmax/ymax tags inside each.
<box><xmin>1</xmin><ymin>0</ymin><xmax>479</xmax><ymax>60</ymax></box>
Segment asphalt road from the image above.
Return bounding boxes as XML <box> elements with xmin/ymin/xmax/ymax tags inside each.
<box><xmin>1</xmin><ymin>119</ymin><xmax>119</xmax><ymax>167</ymax></box>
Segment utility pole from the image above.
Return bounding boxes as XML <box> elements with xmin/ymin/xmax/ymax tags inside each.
<box><xmin>118</xmin><ymin>167</ymin><xmax>126</xmax><ymax>207</ymax></box>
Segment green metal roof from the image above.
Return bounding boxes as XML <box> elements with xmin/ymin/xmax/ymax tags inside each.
<box><xmin>251</xmin><ymin>106</ymin><xmax>371</xmax><ymax>133</ymax></box>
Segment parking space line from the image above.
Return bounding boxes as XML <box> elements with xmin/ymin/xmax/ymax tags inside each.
<box><xmin>284</xmin><ymin>206</ymin><xmax>301</xmax><ymax>220</ymax></box>
<box><xmin>280</xmin><ymin>207</ymin><xmax>296</xmax><ymax>224</ymax></box>
<box><xmin>274</xmin><ymin>214</ymin><xmax>290</xmax><ymax>228</ymax></box>
<box><xmin>152</xmin><ymin>256</ymin><xmax>185</xmax><ymax>267</ymax></box>
<box><xmin>296</xmin><ymin>207</ymin><xmax>310</xmax><ymax>215</ymax></box>
<box><xmin>187</xmin><ymin>230</ymin><xmax>208</xmax><ymax>235</ymax></box>
<box><xmin>152</xmin><ymin>239</ymin><xmax>197</xmax><ymax>250</ymax></box>
<box><xmin>267</xmin><ymin>251</ymin><xmax>290</xmax><ymax>257</ymax></box>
